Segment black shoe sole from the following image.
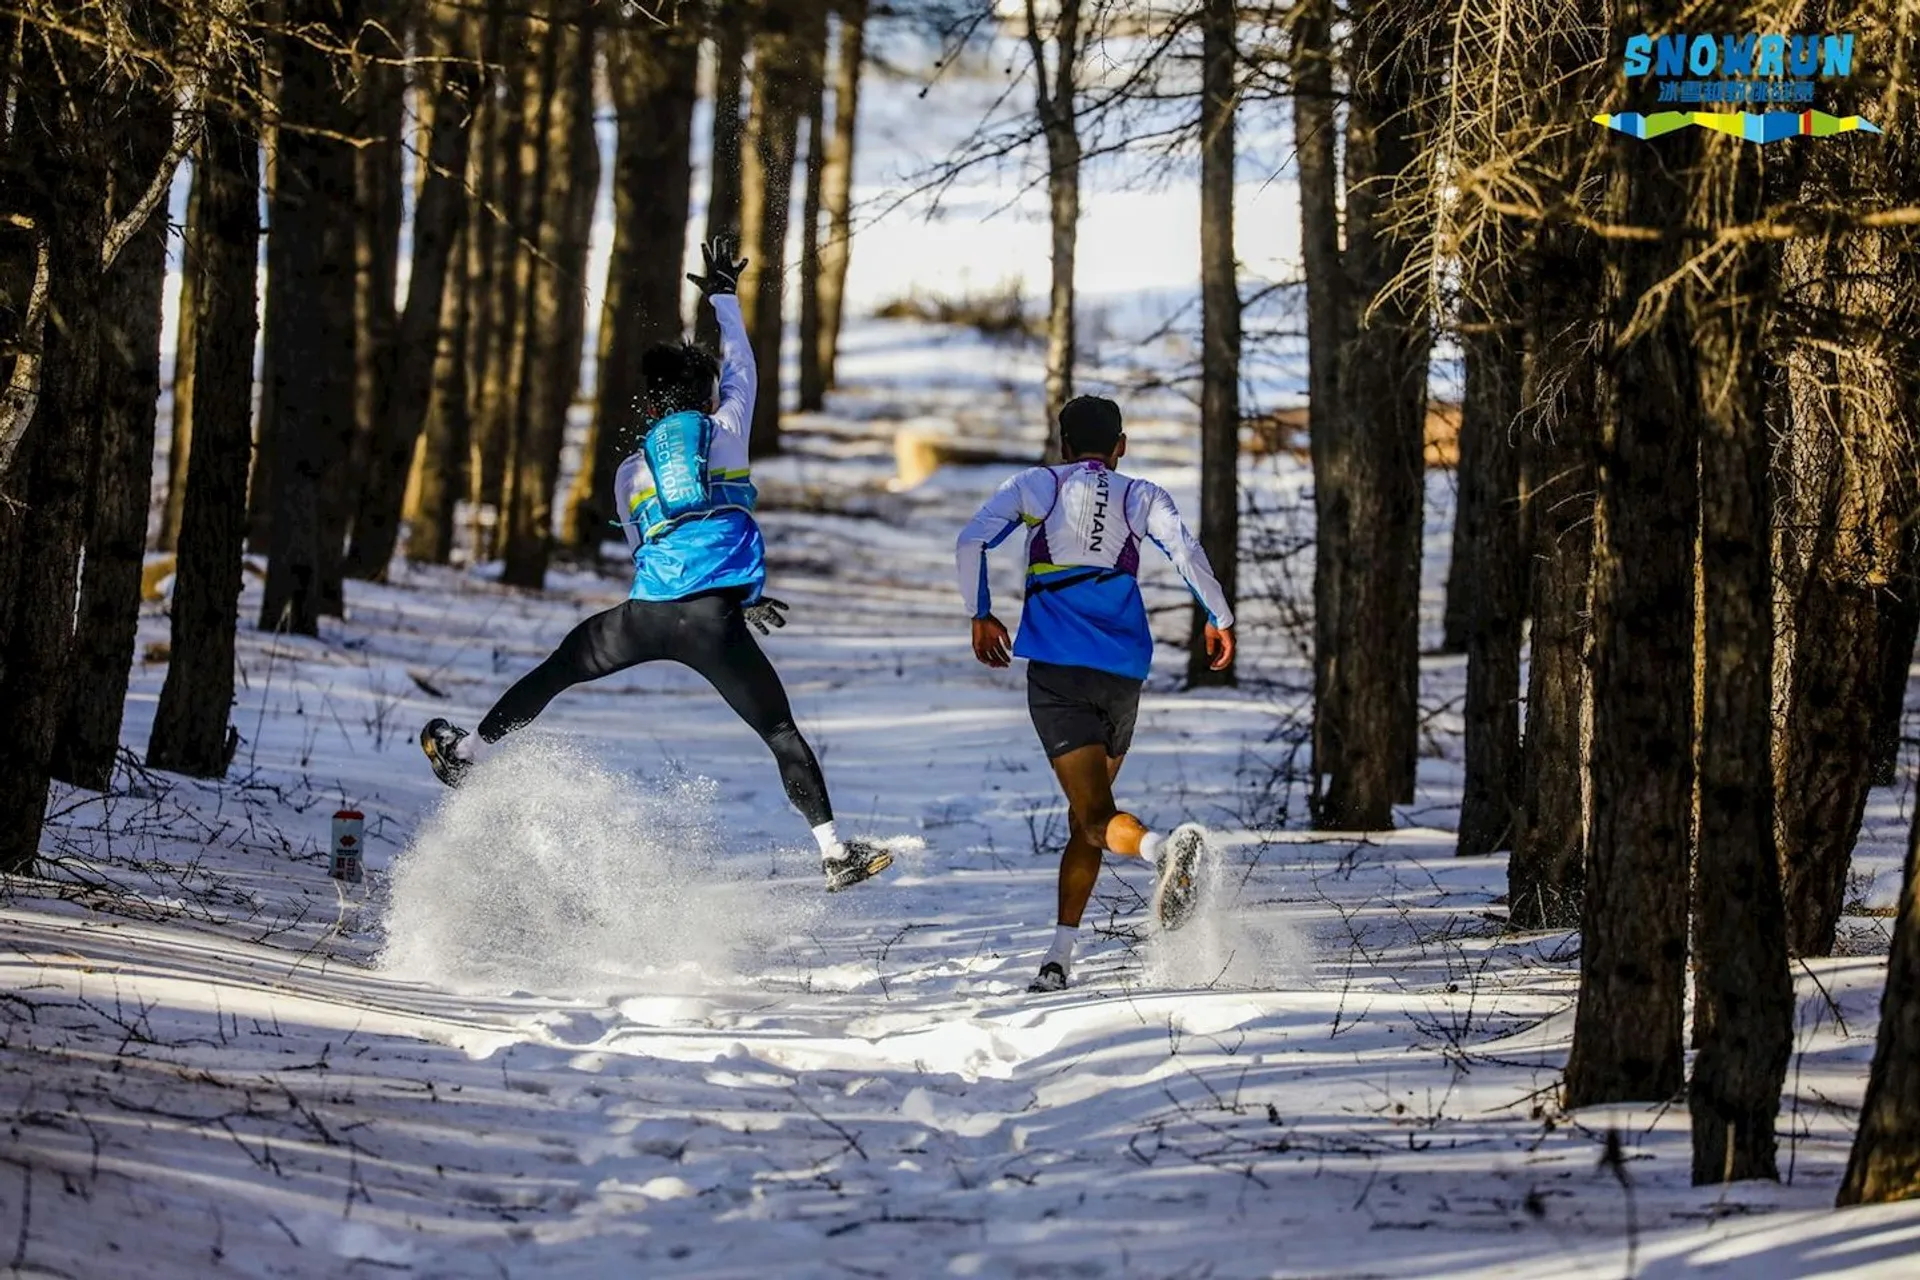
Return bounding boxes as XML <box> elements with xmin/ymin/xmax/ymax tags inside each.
<box><xmin>420</xmin><ymin>724</ymin><xmax>470</xmax><ymax>789</ymax></box>
<box><xmin>1153</xmin><ymin>827</ymin><xmax>1206</xmax><ymax>931</ymax></box>
<box><xmin>825</xmin><ymin>849</ymin><xmax>893</xmax><ymax>893</ymax></box>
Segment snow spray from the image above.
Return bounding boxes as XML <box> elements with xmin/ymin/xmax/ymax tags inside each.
<box><xmin>378</xmin><ymin>736</ymin><xmax>822</xmax><ymax>997</ymax></box>
<box><xmin>1144</xmin><ymin>832</ymin><xmax>1309</xmax><ymax>990</ymax></box>
<box><xmin>330</xmin><ymin>809</ymin><xmax>365</xmax><ymax>884</ymax></box>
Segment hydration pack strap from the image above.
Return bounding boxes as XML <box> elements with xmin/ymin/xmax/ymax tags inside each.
<box><xmin>1026</xmin><ymin>566</ymin><xmax>1131</xmax><ymax>596</ymax></box>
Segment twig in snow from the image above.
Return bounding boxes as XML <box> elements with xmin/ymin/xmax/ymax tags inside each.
<box><xmin>8</xmin><ymin>1160</ymin><xmax>29</xmax><ymax>1272</ymax></box>
<box><xmin>789</xmin><ymin>1089</ymin><xmax>869</xmax><ymax>1163</ymax></box>
<box><xmin>1600</xmin><ymin>1128</ymin><xmax>1639</xmax><ymax>1280</ymax></box>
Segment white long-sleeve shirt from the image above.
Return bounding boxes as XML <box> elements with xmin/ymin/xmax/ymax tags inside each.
<box><xmin>954</xmin><ymin>460</ymin><xmax>1233</xmax><ymax>679</ymax></box>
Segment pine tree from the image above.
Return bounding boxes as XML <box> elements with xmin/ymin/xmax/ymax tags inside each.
<box><xmin>567</xmin><ymin>8</ymin><xmax>697</xmax><ymax>549</ymax></box>
<box><xmin>1293</xmin><ymin>0</ymin><xmax>1351</xmax><ymax>824</ymax></box>
<box><xmin>1453</xmin><ymin>296</ymin><xmax>1524</xmax><ymax>856</ymax></box>
<box><xmin>1688</xmin><ymin>138</ymin><xmax>1791</xmax><ymax>1185</ymax></box>
<box><xmin>157</xmin><ymin>164</ymin><xmax>203</xmax><ymax>553</ymax></box>
<box><xmin>0</xmin><ymin>17</ymin><xmax>116</xmax><ymax>872</ymax></box>
<box><xmin>347</xmin><ymin>2</ymin><xmax>480</xmax><ymax>578</ymax></box>
<box><xmin>499</xmin><ymin>0</ymin><xmax>599</xmax><ymax>588</ymax></box>
<box><xmin>738</xmin><ymin>0</ymin><xmax>827</xmax><ymax>457</ymax></box>
<box><xmin>1565</xmin><ymin>95</ymin><xmax>1700</xmax><ymax>1109</ymax></box>
<box><xmin>149</xmin><ymin>50</ymin><xmax>263</xmax><ymax>778</ymax></box>
<box><xmin>50</xmin><ymin>64</ymin><xmax>175</xmax><ymax>790</ymax></box>
<box><xmin>1185</xmin><ymin>0</ymin><xmax>1240</xmax><ymax>688</ymax></box>
<box><xmin>695</xmin><ymin>5</ymin><xmax>749</xmax><ymax>353</ymax></box>
<box><xmin>259</xmin><ymin>0</ymin><xmax>363</xmax><ymax>635</ymax></box>
<box><xmin>814</xmin><ymin>0</ymin><xmax>867</xmax><ymax>393</ymax></box>
<box><xmin>1025</xmin><ymin>0</ymin><xmax>1083</xmax><ymax>458</ymax></box>
<box><xmin>1319</xmin><ymin>0</ymin><xmax>1431</xmax><ymax>828</ymax></box>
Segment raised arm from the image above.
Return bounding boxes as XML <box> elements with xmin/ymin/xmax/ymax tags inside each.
<box><xmin>955</xmin><ymin>469</ymin><xmax>1047</xmax><ymax>619</ymax></box>
<box><xmin>686</xmin><ymin>236</ymin><xmax>754</xmax><ymax>442</ymax></box>
<box><xmin>708</xmin><ymin>293</ymin><xmax>756</xmax><ymax>443</ymax></box>
<box><xmin>1139</xmin><ymin>483</ymin><xmax>1235</xmax><ymax>629</ymax></box>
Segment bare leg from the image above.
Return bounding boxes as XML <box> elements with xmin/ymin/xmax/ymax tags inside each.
<box><xmin>1048</xmin><ymin>745</ymin><xmax>1148</xmax><ymax>927</ymax></box>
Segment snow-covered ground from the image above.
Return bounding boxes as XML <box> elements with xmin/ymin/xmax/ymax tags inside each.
<box><xmin>7</xmin><ymin>347</ymin><xmax>1919</xmax><ymax>1274</ymax></box>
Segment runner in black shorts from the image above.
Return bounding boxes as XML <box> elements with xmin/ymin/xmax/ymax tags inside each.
<box><xmin>1026</xmin><ymin>660</ymin><xmax>1141</xmax><ymax>762</ymax></box>
<box><xmin>955</xmin><ymin>396</ymin><xmax>1237</xmax><ymax>991</ymax></box>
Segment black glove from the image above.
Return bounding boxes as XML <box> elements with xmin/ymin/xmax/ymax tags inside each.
<box><xmin>744</xmin><ymin>596</ymin><xmax>790</xmax><ymax>636</ymax></box>
<box><xmin>688</xmin><ymin>234</ymin><xmax>748</xmax><ymax>298</ymax></box>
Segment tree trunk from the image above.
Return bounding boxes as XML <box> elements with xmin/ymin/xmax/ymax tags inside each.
<box><xmin>499</xmin><ymin>0</ymin><xmax>598</xmax><ymax>589</ymax></box>
<box><xmin>1185</xmin><ymin>0</ymin><xmax>1238</xmax><ymax>688</ymax></box>
<box><xmin>1873</xmin><ymin>526</ymin><xmax>1920</xmax><ymax>785</ymax></box>
<box><xmin>1454</xmin><ymin>301</ymin><xmax>1524</xmax><ymax>856</ymax></box>
<box><xmin>1039</xmin><ymin>120</ymin><xmax>1080</xmax><ymax>461</ymax></box>
<box><xmin>50</xmin><ymin>76</ymin><xmax>175</xmax><ymax>791</ymax></box>
<box><xmin>405</xmin><ymin>220</ymin><xmax>470</xmax><ymax>565</ymax></box>
<box><xmin>1563</xmin><ymin>121</ymin><xmax>1700</xmax><ymax>1109</ymax></box>
<box><xmin>816</xmin><ymin>0</ymin><xmax>866</xmax><ymax>392</ymax></box>
<box><xmin>1777</xmin><ymin>559</ymin><xmax>1883</xmax><ymax>956</ymax></box>
<box><xmin>1022</xmin><ymin>0</ymin><xmax>1082</xmax><ymax>460</ymax></box>
<box><xmin>796</xmin><ymin>63</ymin><xmax>828</xmax><ymax>412</ymax></box>
<box><xmin>246</xmin><ymin>37</ymin><xmax>284</xmax><ymax>558</ymax></box>
<box><xmin>1294</xmin><ymin>0</ymin><xmax>1351</xmax><ymax>827</ymax></box>
<box><xmin>566</xmin><ymin>11</ymin><xmax>697</xmax><ymax>549</ymax></box>
<box><xmin>1775</xmin><ymin>223</ymin><xmax>1903</xmax><ymax>958</ymax></box>
<box><xmin>157</xmin><ymin>163</ymin><xmax>203</xmax><ymax>553</ymax></box>
<box><xmin>1834</xmin><ymin>37</ymin><xmax>1920</xmax><ymax>1206</ymax></box>
<box><xmin>1439</xmin><ymin>488</ymin><xmax>1472</xmax><ymax>653</ymax></box>
<box><xmin>1842</xmin><ymin>803</ymin><xmax>1920</xmax><ymax>1203</ymax></box>
<box><xmin>467</xmin><ymin>2</ymin><xmax>532</xmax><ymax>557</ymax></box>
<box><xmin>148</xmin><ymin>73</ymin><xmax>262</xmax><ymax>779</ymax></box>
<box><xmin>259</xmin><ymin>0</ymin><xmax>362</xmax><ymax>635</ymax></box>
<box><xmin>0</xmin><ymin>29</ymin><xmax>112</xmax><ymax>873</ymax></box>
<box><xmin>346</xmin><ymin>11</ymin><xmax>479</xmax><ymax>579</ymax></box>
<box><xmin>739</xmin><ymin>0</ymin><xmax>826</xmax><ymax>458</ymax></box>
<box><xmin>1319</xmin><ymin>0</ymin><xmax>1429</xmax><ymax>829</ymax></box>
<box><xmin>0</xmin><ymin>12</ymin><xmax>13</xmax><ymax>152</ymax></box>
<box><xmin>1505</xmin><ymin>0</ymin><xmax>1605</xmax><ymax>929</ymax></box>
<box><xmin>695</xmin><ymin>5</ymin><xmax>749</xmax><ymax>353</ymax></box>
<box><xmin>1688</xmin><ymin>140</ymin><xmax>1791</xmax><ymax>1186</ymax></box>
<box><xmin>1509</xmin><ymin>305</ymin><xmax>1596</xmax><ymax>926</ymax></box>
<box><xmin>330</xmin><ymin>0</ymin><xmax>406</xmax><ymax>594</ymax></box>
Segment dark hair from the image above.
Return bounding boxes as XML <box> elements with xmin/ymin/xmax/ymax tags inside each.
<box><xmin>638</xmin><ymin>341</ymin><xmax>720</xmax><ymax>425</ymax></box>
<box><xmin>1059</xmin><ymin>395</ymin><xmax>1123</xmax><ymax>457</ymax></box>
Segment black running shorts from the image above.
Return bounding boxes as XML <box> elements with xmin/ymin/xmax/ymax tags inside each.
<box><xmin>1026</xmin><ymin>660</ymin><xmax>1143</xmax><ymax>760</ymax></box>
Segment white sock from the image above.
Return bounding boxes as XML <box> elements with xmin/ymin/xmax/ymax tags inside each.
<box><xmin>454</xmin><ymin>734</ymin><xmax>482</xmax><ymax>763</ymax></box>
<box><xmin>1045</xmin><ymin>923</ymin><xmax>1078</xmax><ymax>973</ymax></box>
<box><xmin>812</xmin><ymin>820</ymin><xmax>844</xmax><ymax>860</ymax></box>
<box><xmin>1135</xmin><ymin>832</ymin><xmax>1165</xmax><ymax>865</ymax></box>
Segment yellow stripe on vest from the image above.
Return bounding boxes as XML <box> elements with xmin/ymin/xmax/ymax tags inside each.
<box><xmin>629</xmin><ymin>467</ymin><xmax>752</xmax><ymax>514</ymax></box>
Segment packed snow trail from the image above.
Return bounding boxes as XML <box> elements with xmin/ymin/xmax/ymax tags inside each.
<box><xmin>3</xmin><ymin>347</ymin><xmax>1916</xmax><ymax>1276</ymax></box>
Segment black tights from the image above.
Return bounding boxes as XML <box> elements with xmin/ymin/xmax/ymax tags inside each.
<box><xmin>478</xmin><ymin>592</ymin><xmax>833</xmax><ymax>826</ymax></box>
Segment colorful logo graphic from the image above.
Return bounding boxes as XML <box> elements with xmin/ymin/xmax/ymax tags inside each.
<box><xmin>1598</xmin><ymin>32</ymin><xmax>1880</xmax><ymax>143</ymax></box>
<box><xmin>1593</xmin><ymin>111</ymin><xmax>1882</xmax><ymax>142</ymax></box>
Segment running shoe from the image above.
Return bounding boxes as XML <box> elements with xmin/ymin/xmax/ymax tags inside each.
<box><xmin>1151</xmin><ymin>823</ymin><xmax>1208</xmax><ymax>931</ymax></box>
<box><xmin>419</xmin><ymin>718</ymin><xmax>474</xmax><ymax>788</ymax></box>
<box><xmin>823</xmin><ymin>840</ymin><xmax>893</xmax><ymax>892</ymax></box>
<box><xmin>1027</xmin><ymin>961</ymin><xmax>1068</xmax><ymax>993</ymax></box>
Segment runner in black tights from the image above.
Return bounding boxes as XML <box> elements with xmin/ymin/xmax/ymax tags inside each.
<box><xmin>418</xmin><ymin>238</ymin><xmax>890</xmax><ymax>893</ymax></box>
<box><xmin>472</xmin><ymin>590</ymin><xmax>831</xmax><ymax>828</ymax></box>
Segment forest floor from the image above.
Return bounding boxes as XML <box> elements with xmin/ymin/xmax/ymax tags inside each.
<box><xmin>4</xmin><ymin>314</ymin><xmax>1919</xmax><ymax>1278</ymax></box>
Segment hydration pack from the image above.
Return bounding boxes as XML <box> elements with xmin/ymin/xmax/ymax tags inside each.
<box><xmin>642</xmin><ymin>410</ymin><xmax>715</xmax><ymax>520</ymax></box>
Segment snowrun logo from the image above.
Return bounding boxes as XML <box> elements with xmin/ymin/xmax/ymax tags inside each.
<box><xmin>1594</xmin><ymin>32</ymin><xmax>1882</xmax><ymax>144</ymax></box>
